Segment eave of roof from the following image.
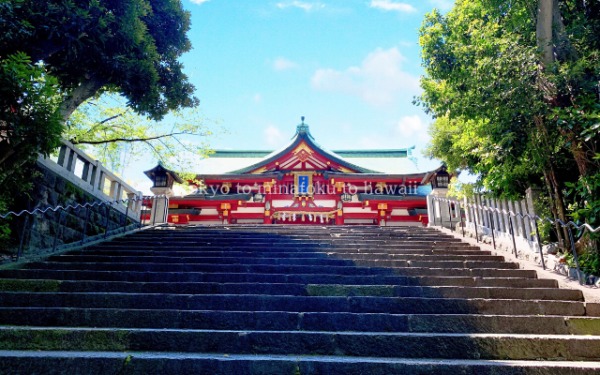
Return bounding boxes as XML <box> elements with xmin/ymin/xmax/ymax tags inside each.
<box><xmin>324</xmin><ymin>171</ymin><xmax>434</xmax><ymax>182</ymax></box>
<box><xmin>196</xmin><ymin>173</ymin><xmax>282</xmax><ymax>181</ymax></box>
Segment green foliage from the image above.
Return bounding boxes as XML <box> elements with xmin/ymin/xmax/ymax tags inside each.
<box><xmin>0</xmin><ymin>0</ymin><xmax>201</xmax><ymax>215</ymax></box>
<box><xmin>561</xmin><ymin>247</ymin><xmax>600</xmax><ymax>277</ymax></box>
<box><xmin>0</xmin><ymin>52</ymin><xmax>63</xmax><ymax>160</ymax></box>
<box><xmin>533</xmin><ymin>194</ymin><xmax>556</xmax><ymax>244</ymax></box>
<box><xmin>65</xmin><ymin>94</ymin><xmax>214</xmax><ymax>174</ymax></box>
<box><xmin>418</xmin><ymin>1</ymin><xmax>550</xmax><ymax>198</ymax></box>
<box><xmin>578</xmin><ymin>250</ymin><xmax>600</xmax><ymax>277</ymax></box>
<box><xmin>418</xmin><ymin>0</ymin><xmax>599</xmax><ymax>224</ymax></box>
<box><xmin>446</xmin><ymin>177</ymin><xmax>478</xmax><ymax>200</ymax></box>
<box><xmin>0</xmin><ymin>0</ymin><xmax>198</xmax><ymax>120</ymax></box>
<box><xmin>566</xmin><ymin>170</ymin><xmax>600</xmax><ymax>228</ymax></box>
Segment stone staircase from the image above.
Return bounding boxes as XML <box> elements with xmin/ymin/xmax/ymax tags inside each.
<box><xmin>0</xmin><ymin>225</ymin><xmax>599</xmax><ymax>374</ymax></box>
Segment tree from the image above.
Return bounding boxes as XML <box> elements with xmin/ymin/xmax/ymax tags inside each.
<box><xmin>64</xmin><ymin>94</ymin><xmax>214</xmax><ymax>174</ymax></box>
<box><xmin>0</xmin><ymin>0</ymin><xmax>198</xmax><ymax>176</ymax></box>
<box><xmin>1</xmin><ymin>0</ymin><xmax>197</xmax><ymax>120</ymax></box>
<box><xmin>418</xmin><ymin>0</ymin><xmax>599</xmax><ymax>233</ymax></box>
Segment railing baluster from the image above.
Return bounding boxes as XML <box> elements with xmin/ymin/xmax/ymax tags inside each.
<box><xmin>489</xmin><ymin>211</ymin><xmax>496</xmax><ymax>249</ymax></box>
<box><xmin>509</xmin><ymin>215</ymin><xmax>518</xmax><ymax>257</ymax></box>
<box><xmin>472</xmin><ymin>203</ymin><xmax>479</xmax><ymax>243</ymax></box>
<box><xmin>104</xmin><ymin>204</ymin><xmax>111</xmax><ymax>238</ymax></box>
<box><xmin>16</xmin><ymin>215</ymin><xmax>30</xmax><ymax>261</ymax></box>
<box><xmin>52</xmin><ymin>210</ymin><xmax>65</xmax><ymax>252</ymax></box>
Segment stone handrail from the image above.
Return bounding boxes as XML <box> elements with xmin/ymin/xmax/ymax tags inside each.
<box><xmin>38</xmin><ymin>139</ymin><xmax>143</xmax><ymax>220</ymax></box>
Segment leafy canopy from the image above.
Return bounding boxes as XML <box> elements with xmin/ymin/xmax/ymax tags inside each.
<box><xmin>0</xmin><ymin>0</ymin><xmax>198</xmax><ymax>120</ymax></box>
<box><xmin>418</xmin><ymin>0</ymin><xmax>599</xmax><ymax>202</ymax></box>
<box><xmin>65</xmin><ymin>94</ymin><xmax>215</xmax><ymax>174</ymax></box>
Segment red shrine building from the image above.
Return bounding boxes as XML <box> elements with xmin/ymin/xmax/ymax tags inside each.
<box><xmin>145</xmin><ymin>119</ymin><xmax>447</xmax><ymax>226</ymax></box>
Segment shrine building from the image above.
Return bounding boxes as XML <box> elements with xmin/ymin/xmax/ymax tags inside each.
<box><xmin>145</xmin><ymin>119</ymin><xmax>448</xmax><ymax>226</ymax></box>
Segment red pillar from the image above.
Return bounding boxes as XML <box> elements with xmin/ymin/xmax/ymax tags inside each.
<box><xmin>335</xmin><ymin>209</ymin><xmax>344</xmax><ymax>225</ymax></box>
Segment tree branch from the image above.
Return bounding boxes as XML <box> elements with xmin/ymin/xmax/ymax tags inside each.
<box><xmin>99</xmin><ymin>113</ymin><xmax>126</xmax><ymax>125</ymax></box>
<box><xmin>71</xmin><ymin>131</ymin><xmax>197</xmax><ymax>145</ymax></box>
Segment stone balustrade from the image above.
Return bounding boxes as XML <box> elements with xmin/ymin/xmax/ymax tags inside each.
<box><xmin>38</xmin><ymin>139</ymin><xmax>143</xmax><ymax>220</ymax></box>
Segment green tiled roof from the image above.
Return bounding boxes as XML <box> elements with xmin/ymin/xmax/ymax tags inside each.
<box><xmin>211</xmin><ymin>150</ymin><xmax>273</xmax><ymax>158</ymax></box>
<box><xmin>211</xmin><ymin>148</ymin><xmax>412</xmax><ymax>158</ymax></box>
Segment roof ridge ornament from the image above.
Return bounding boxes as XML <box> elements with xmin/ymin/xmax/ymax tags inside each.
<box><xmin>296</xmin><ymin>116</ymin><xmax>309</xmax><ymax>135</ymax></box>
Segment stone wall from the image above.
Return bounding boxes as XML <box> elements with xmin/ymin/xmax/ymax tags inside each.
<box><xmin>4</xmin><ymin>162</ymin><xmax>139</xmax><ymax>261</ymax></box>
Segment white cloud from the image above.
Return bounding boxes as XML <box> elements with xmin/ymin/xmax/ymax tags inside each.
<box><xmin>189</xmin><ymin>0</ymin><xmax>210</xmax><ymax>5</ymax></box>
<box><xmin>429</xmin><ymin>0</ymin><xmax>454</xmax><ymax>11</ymax></box>
<box><xmin>396</xmin><ymin>115</ymin><xmax>424</xmax><ymax>136</ymax></box>
<box><xmin>395</xmin><ymin>115</ymin><xmax>430</xmax><ymax>144</ymax></box>
<box><xmin>273</xmin><ymin>57</ymin><xmax>298</xmax><ymax>71</ymax></box>
<box><xmin>264</xmin><ymin>125</ymin><xmax>285</xmax><ymax>146</ymax></box>
<box><xmin>276</xmin><ymin>1</ymin><xmax>325</xmax><ymax>12</ymax></box>
<box><xmin>311</xmin><ymin>47</ymin><xmax>420</xmax><ymax>107</ymax></box>
<box><xmin>369</xmin><ymin>0</ymin><xmax>417</xmax><ymax>13</ymax></box>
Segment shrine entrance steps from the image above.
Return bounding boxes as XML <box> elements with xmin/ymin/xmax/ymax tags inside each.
<box><xmin>0</xmin><ymin>225</ymin><xmax>599</xmax><ymax>374</ymax></box>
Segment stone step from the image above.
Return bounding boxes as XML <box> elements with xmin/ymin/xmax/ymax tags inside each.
<box><xmin>0</xmin><ymin>269</ymin><xmax>557</xmax><ymax>287</ymax></box>
<box><xmin>0</xmin><ymin>279</ymin><xmax>582</xmax><ymax>300</ymax></box>
<box><xmin>4</xmin><ymin>351</ymin><xmax>600</xmax><ymax>375</ymax></box>
<box><xmin>23</xmin><ymin>262</ymin><xmax>535</xmax><ymax>277</ymax></box>
<box><xmin>92</xmin><ymin>243</ymin><xmax>481</xmax><ymax>252</ymax></box>
<box><xmin>1</xmin><ymin>327</ymin><xmax>599</xmax><ymax>361</ymax></box>
<box><xmin>102</xmin><ymin>233</ymin><xmax>469</xmax><ymax>242</ymax></box>
<box><xmin>75</xmin><ymin>248</ymin><xmax>492</xmax><ymax>256</ymax></box>
<box><xmin>63</xmin><ymin>251</ymin><xmax>503</xmax><ymax>261</ymax></box>
<box><xmin>49</xmin><ymin>255</ymin><xmax>362</xmax><ymax>267</ymax></box>
<box><xmin>113</xmin><ymin>233</ymin><xmax>470</xmax><ymax>240</ymax></box>
<box><xmin>3</xmin><ymin>225</ymin><xmax>598</xmax><ymax>374</ymax></box>
<box><xmin>45</xmin><ymin>255</ymin><xmax>519</xmax><ymax>270</ymax></box>
<box><xmin>2</xmin><ymin>308</ymin><xmax>598</xmax><ymax>334</ymax></box>
<box><xmin>0</xmin><ymin>292</ymin><xmax>591</xmax><ymax>316</ymax></box>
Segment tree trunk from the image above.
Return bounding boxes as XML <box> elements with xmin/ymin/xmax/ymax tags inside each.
<box><xmin>537</xmin><ymin>0</ymin><xmax>554</xmax><ymax>66</ymax></box>
<box><xmin>542</xmin><ymin>169</ymin><xmax>566</xmax><ymax>247</ymax></box>
<box><xmin>59</xmin><ymin>77</ymin><xmax>106</xmax><ymax>122</ymax></box>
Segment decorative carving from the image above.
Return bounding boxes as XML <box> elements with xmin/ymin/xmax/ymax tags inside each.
<box><xmin>296</xmin><ymin>149</ymin><xmax>310</xmax><ymax>162</ymax></box>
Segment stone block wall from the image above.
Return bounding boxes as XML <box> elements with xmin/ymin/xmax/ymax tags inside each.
<box><xmin>4</xmin><ymin>163</ymin><xmax>138</xmax><ymax>260</ymax></box>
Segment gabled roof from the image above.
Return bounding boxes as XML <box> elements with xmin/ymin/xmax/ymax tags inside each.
<box><xmin>193</xmin><ymin>119</ymin><xmax>425</xmax><ymax>176</ymax></box>
<box><xmin>226</xmin><ymin>120</ymin><xmax>381</xmax><ymax>174</ymax></box>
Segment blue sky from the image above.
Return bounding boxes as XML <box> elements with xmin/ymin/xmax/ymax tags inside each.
<box><xmin>126</xmin><ymin>0</ymin><xmax>454</xmax><ymax>192</ymax></box>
